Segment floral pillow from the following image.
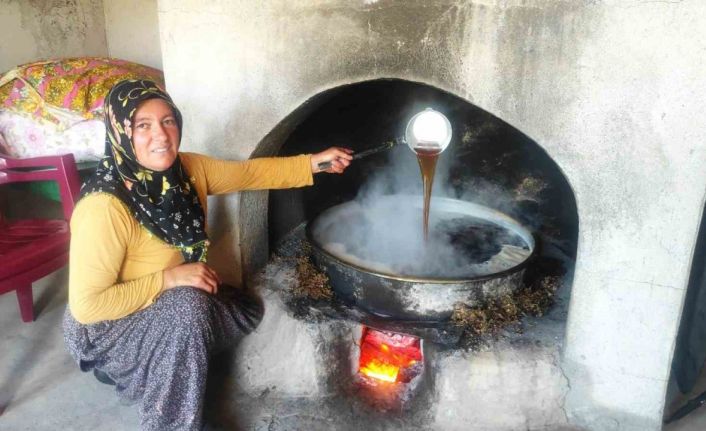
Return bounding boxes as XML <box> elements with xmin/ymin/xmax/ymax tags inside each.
<box><xmin>0</xmin><ymin>110</ymin><xmax>104</xmax><ymax>162</ymax></box>
<box><xmin>0</xmin><ymin>57</ymin><xmax>164</xmax><ymax>162</ymax></box>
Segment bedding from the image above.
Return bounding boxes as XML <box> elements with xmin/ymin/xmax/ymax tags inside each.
<box><xmin>0</xmin><ymin>57</ymin><xmax>164</xmax><ymax>162</ymax></box>
<box><xmin>0</xmin><ymin>110</ymin><xmax>104</xmax><ymax>162</ymax></box>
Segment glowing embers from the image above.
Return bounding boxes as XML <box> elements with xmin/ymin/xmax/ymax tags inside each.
<box><xmin>359</xmin><ymin>327</ymin><xmax>422</xmax><ymax>383</ymax></box>
<box><xmin>354</xmin><ymin>327</ymin><xmax>425</xmax><ymax>410</ymax></box>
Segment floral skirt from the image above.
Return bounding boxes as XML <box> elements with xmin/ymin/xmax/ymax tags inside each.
<box><xmin>63</xmin><ymin>286</ymin><xmax>263</xmax><ymax>431</ymax></box>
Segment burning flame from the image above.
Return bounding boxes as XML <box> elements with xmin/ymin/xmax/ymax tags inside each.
<box><xmin>360</xmin><ymin>359</ymin><xmax>399</xmax><ymax>382</ymax></box>
<box><xmin>358</xmin><ymin>328</ymin><xmax>422</xmax><ymax>384</ymax></box>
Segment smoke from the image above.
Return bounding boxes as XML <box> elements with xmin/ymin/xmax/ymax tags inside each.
<box><xmin>309</xmin><ymin>144</ymin><xmax>533</xmax><ymax>279</ymax></box>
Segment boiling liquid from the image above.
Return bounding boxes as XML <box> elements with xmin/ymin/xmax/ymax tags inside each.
<box><xmin>415</xmin><ymin>147</ymin><xmax>441</xmax><ymax>240</ymax></box>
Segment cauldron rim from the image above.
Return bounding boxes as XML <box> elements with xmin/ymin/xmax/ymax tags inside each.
<box><xmin>305</xmin><ymin>195</ymin><xmax>537</xmax><ymax>284</ymax></box>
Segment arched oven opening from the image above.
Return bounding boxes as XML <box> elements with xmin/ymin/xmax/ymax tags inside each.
<box><xmin>243</xmin><ymin>78</ymin><xmax>578</xmax><ymax>416</ymax></box>
<box><xmin>268</xmin><ymin>78</ymin><xmax>577</xmax><ymax>316</ymax></box>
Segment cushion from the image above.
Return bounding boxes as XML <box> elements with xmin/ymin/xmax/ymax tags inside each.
<box><xmin>0</xmin><ymin>57</ymin><xmax>164</xmax><ymax>162</ymax></box>
<box><xmin>0</xmin><ymin>57</ymin><xmax>164</xmax><ymax>129</ymax></box>
<box><xmin>0</xmin><ymin>110</ymin><xmax>104</xmax><ymax>162</ymax></box>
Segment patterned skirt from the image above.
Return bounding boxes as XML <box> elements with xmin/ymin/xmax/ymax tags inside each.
<box><xmin>63</xmin><ymin>286</ymin><xmax>263</xmax><ymax>431</ymax></box>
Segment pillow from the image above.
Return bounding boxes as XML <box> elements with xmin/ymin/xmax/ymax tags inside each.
<box><xmin>0</xmin><ymin>57</ymin><xmax>164</xmax><ymax>162</ymax></box>
<box><xmin>0</xmin><ymin>110</ymin><xmax>104</xmax><ymax>162</ymax></box>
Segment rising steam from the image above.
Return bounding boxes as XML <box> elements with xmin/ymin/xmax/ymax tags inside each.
<box><xmin>309</xmin><ymin>145</ymin><xmax>534</xmax><ymax>279</ymax></box>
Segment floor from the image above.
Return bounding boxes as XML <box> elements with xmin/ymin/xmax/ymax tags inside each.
<box><xmin>0</xmin><ymin>269</ymin><xmax>141</xmax><ymax>430</ymax></box>
<box><xmin>3</xmin><ymin>271</ymin><xmax>706</xmax><ymax>430</ymax></box>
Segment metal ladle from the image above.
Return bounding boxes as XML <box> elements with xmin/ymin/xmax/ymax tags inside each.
<box><xmin>316</xmin><ymin>108</ymin><xmax>452</xmax><ymax>171</ymax></box>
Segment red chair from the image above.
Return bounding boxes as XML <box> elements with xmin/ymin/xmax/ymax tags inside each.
<box><xmin>0</xmin><ymin>154</ymin><xmax>81</xmax><ymax>322</ymax></box>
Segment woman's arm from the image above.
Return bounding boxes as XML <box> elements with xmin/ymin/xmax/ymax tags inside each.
<box><xmin>187</xmin><ymin>153</ymin><xmax>313</xmax><ymax>195</ymax></box>
<box><xmin>182</xmin><ymin>148</ymin><xmax>352</xmax><ymax>195</ymax></box>
<box><xmin>68</xmin><ymin>194</ymin><xmax>165</xmax><ymax>324</ymax></box>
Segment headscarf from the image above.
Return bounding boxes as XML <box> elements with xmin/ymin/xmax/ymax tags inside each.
<box><xmin>81</xmin><ymin>79</ymin><xmax>208</xmax><ymax>262</ymax></box>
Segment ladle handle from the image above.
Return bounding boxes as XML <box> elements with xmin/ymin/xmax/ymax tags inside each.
<box><xmin>316</xmin><ymin>140</ymin><xmax>398</xmax><ymax>171</ymax></box>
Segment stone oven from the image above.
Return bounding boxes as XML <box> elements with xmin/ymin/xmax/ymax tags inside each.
<box><xmin>269</xmin><ymin>78</ymin><xmax>576</xmax><ymax>318</ymax></box>
<box><xmin>157</xmin><ymin>1</ymin><xmax>706</xmax><ymax>430</ymax></box>
<box><xmin>233</xmin><ymin>79</ymin><xmax>578</xmax><ymax>428</ymax></box>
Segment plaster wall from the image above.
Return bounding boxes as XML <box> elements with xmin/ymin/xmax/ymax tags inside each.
<box><xmin>157</xmin><ymin>0</ymin><xmax>706</xmax><ymax>428</ymax></box>
<box><xmin>0</xmin><ymin>0</ymin><xmax>107</xmax><ymax>73</ymax></box>
<box><xmin>103</xmin><ymin>0</ymin><xmax>162</xmax><ymax>69</ymax></box>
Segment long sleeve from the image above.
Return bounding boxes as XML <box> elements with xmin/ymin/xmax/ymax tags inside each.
<box><xmin>68</xmin><ymin>194</ymin><xmax>168</xmax><ymax>324</ymax></box>
<box><xmin>180</xmin><ymin>152</ymin><xmax>314</xmax><ymax>196</ymax></box>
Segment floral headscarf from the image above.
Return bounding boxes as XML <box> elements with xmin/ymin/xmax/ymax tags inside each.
<box><xmin>81</xmin><ymin>79</ymin><xmax>208</xmax><ymax>262</ymax></box>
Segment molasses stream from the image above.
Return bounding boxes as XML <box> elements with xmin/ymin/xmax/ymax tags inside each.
<box><xmin>416</xmin><ymin>147</ymin><xmax>441</xmax><ymax>240</ymax></box>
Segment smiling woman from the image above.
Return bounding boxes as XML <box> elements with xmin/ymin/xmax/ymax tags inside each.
<box><xmin>61</xmin><ymin>79</ymin><xmax>353</xmax><ymax>430</ymax></box>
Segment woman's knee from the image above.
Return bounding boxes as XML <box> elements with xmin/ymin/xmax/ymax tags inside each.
<box><xmin>158</xmin><ymin>287</ymin><xmax>213</xmax><ymax>330</ymax></box>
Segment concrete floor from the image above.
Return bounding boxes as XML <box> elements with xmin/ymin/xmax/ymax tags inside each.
<box><xmin>2</xmin><ymin>270</ymin><xmax>706</xmax><ymax>431</ymax></box>
<box><xmin>0</xmin><ymin>269</ymin><xmax>142</xmax><ymax>430</ymax></box>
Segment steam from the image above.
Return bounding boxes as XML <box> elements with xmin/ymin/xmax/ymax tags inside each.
<box><xmin>309</xmin><ymin>146</ymin><xmax>533</xmax><ymax>279</ymax></box>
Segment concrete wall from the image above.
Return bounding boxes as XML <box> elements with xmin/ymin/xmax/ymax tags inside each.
<box><xmin>103</xmin><ymin>0</ymin><xmax>162</xmax><ymax>69</ymax></box>
<box><xmin>0</xmin><ymin>0</ymin><xmax>107</xmax><ymax>73</ymax></box>
<box><xmin>157</xmin><ymin>1</ymin><xmax>706</xmax><ymax>429</ymax></box>
<box><xmin>0</xmin><ymin>0</ymin><xmax>161</xmax><ymax>75</ymax></box>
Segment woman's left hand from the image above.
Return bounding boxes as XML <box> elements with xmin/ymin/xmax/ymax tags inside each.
<box><xmin>311</xmin><ymin>147</ymin><xmax>353</xmax><ymax>174</ymax></box>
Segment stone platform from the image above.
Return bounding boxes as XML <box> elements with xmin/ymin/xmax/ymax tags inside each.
<box><xmin>217</xmin><ymin>253</ymin><xmax>576</xmax><ymax>431</ymax></box>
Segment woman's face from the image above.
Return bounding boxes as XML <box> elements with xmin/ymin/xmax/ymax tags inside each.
<box><xmin>131</xmin><ymin>98</ymin><xmax>180</xmax><ymax>171</ymax></box>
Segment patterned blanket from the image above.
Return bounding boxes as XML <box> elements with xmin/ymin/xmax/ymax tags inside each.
<box><xmin>0</xmin><ymin>58</ymin><xmax>164</xmax><ymax>161</ymax></box>
<box><xmin>0</xmin><ymin>57</ymin><xmax>163</xmax><ymax>130</ymax></box>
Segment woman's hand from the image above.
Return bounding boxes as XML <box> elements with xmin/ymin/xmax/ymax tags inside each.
<box><xmin>310</xmin><ymin>147</ymin><xmax>353</xmax><ymax>174</ymax></box>
<box><xmin>163</xmin><ymin>262</ymin><xmax>221</xmax><ymax>294</ymax></box>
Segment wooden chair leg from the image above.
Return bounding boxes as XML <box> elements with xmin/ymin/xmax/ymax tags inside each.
<box><xmin>16</xmin><ymin>284</ymin><xmax>34</xmax><ymax>323</ymax></box>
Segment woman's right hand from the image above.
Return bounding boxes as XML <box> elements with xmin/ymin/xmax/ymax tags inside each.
<box><xmin>163</xmin><ymin>262</ymin><xmax>221</xmax><ymax>294</ymax></box>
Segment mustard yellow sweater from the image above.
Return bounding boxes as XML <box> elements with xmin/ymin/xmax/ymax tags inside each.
<box><xmin>69</xmin><ymin>152</ymin><xmax>313</xmax><ymax>324</ymax></box>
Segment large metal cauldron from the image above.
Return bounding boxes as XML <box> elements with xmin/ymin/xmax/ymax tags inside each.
<box><xmin>306</xmin><ymin>195</ymin><xmax>536</xmax><ymax>322</ymax></box>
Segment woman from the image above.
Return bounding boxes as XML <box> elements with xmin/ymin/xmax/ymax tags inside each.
<box><xmin>63</xmin><ymin>79</ymin><xmax>351</xmax><ymax>430</ymax></box>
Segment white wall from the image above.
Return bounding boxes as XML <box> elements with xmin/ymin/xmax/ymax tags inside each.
<box><xmin>157</xmin><ymin>1</ymin><xmax>706</xmax><ymax>429</ymax></box>
<box><xmin>0</xmin><ymin>0</ymin><xmax>107</xmax><ymax>74</ymax></box>
<box><xmin>103</xmin><ymin>0</ymin><xmax>162</xmax><ymax>70</ymax></box>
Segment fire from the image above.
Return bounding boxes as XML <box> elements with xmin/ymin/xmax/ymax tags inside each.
<box><xmin>360</xmin><ymin>359</ymin><xmax>399</xmax><ymax>382</ymax></box>
<box><xmin>358</xmin><ymin>327</ymin><xmax>422</xmax><ymax>383</ymax></box>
